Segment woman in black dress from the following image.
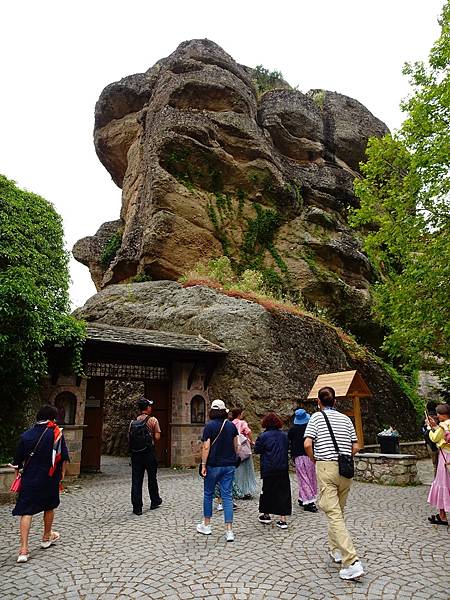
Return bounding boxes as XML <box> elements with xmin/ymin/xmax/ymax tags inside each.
<box><xmin>11</xmin><ymin>405</ymin><xmax>69</xmax><ymax>563</ymax></box>
<box><xmin>254</xmin><ymin>412</ymin><xmax>292</xmax><ymax>529</ymax></box>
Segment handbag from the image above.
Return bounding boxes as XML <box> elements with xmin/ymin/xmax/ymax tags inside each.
<box><xmin>439</xmin><ymin>448</ymin><xmax>450</xmax><ymax>473</ymax></box>
<box><xmin>237</xmin><ymin>433</ymin><xmax>252</xmax><ymax>461</ymax></box>
<box><xmin>9</xmin><ymin>426</ymin><xmax>49</xmax><ymax>493</ymax></box>
<box><xmin>10</xmin><ymin>474</ymin><xmax>22</xmax><ymax>493</ymax></box>
<box><xmin>321</xmin><ymin>411</ymin><xmax>355</xmax><ymax>479</ymax></box>
<box><xmin>198</xmin><ymin>419</ymin><xmax>227</xmax><ymax>477</ymax></box>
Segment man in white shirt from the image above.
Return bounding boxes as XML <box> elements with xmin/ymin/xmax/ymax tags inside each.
<box><xmin>304</xmin><ymin>386</ymin><xmax>364</xmax><ymax>580</ymax></box>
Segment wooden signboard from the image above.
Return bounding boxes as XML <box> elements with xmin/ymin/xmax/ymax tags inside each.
<box><xmin>307</xmin><ymin>370</ymin><xmax>373</xmax><ymax>448</ymax></box>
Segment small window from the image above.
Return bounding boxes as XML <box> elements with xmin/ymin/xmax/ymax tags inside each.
<box><xmin>191</xmin><ymin>395</ymin><xmax>206</xmax><ymax>424</ymax></box>
<box><xmin>54</xmin><ymin>392</ymin><xmax>77</xmax><ymax>425</ymax></box>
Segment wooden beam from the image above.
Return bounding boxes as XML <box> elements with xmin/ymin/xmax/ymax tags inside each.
<box><xmin>353</xmin><ymin>395</ymin><xmax>364</xmax><ymax>449</ymax></box>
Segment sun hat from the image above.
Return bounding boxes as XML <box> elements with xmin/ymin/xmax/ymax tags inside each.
<box><xmin>211</xmin><ymin>399</ymin><xmax>228</xmax><ymax>412</ymax></box>
<box><xmin>294</xmin><ymin>408</ymin><xmax>310</xmax><ymax>425</ymax></box>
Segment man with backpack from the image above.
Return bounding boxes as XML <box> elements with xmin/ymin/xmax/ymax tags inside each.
<box><xmin>129</xmin><ymin>397</ymin><xmax>162</xmax><ymax>515</ymax></box>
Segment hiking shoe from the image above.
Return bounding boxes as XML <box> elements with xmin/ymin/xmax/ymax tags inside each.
<box><xmin>258</xmin><ymin>514</ymin><xmax>271</xmax><ymax>524</ymax></box>
<box><xmin>276</xmin><ymin>520</ymin><xmax>288</xmax><ymax>529</ymax></box>
<box><xmin>304</xmin><ymin>502</ymin><xmax>318</xmax><ymax>513</ymax></box>
<box><xmin>339</xmin><ymin>560</ymin><xmax>365</xmax><ymax>580</ymax></box>
<box><xmin>216</xmin><ymin>503</ymin><xmax>224</xmax><ymax>511</ymax></box>
<box><xmin>233</xmin><ymin>502</ymin><xmax>238</xmax><ymax>509</ymax></box>
<box><xmin>132</xmin><ymin>509</ymin><xmax>143</xmax><ymax>515</ymax></box>
<box><xmin>226</xmin><ymin>530</ymin><xmax>235</xmax><ymax>542</ymax></box>
<box><xmin>150</xmin><ymin>499</ymin><xmax>162</xmax><ymax>510</ymax></box>
<box><xmin>196</xmin><ymin>522</ymin><xmax>212</xmax><ymax>535</ymax></box>
<box><xmin>329</xmin><ymin>549</ymin><xmax>343</xmax><ymax>563</ymax></box>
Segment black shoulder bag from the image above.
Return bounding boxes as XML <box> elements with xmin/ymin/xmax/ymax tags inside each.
<box><xmin>321</xmin><ymin>411</ymin><xmax>354</xmax><ymax>479</ymax></box>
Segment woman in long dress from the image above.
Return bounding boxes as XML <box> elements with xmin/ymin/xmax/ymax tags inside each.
<box><xmin>231</xmin><ymin>407</ymin><xmax>257</xmax><ymax>499</ymax></box>
<box><xmin>11</xmin><ymin>404</ymin><xmax>70</xmax><ymax>563</ymax></box>
<box><xmin>254</xmin><ymin>412</ymin><xmax>291</xmax><ymax>529</ymax></box>
<box><xmin>426</xmin><ymin>403</ymin><xmax>450</xmax><ymax>525</ymax></box>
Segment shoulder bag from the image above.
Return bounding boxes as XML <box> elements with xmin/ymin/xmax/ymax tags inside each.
<box><xmin>237</xmin><ymin>433</ymin><xmax>252</xmax><ymax>461</ymax></box>
<box><xmin>321</xmin><ymin>411</ymin><xmax>354</xmax><ymax>479</ymax></box>
<box><xmin>10</xmin><ymin>426</ymin><xmax>49</xmax><ymax>493</ymax></box>
<box><xmin>198</xmin><ymin>419</ymin><xmax>227</xmax><ymax>477</ymax></box>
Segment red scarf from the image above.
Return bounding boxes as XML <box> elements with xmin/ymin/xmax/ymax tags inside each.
<box><xmin>47</xmin><ymin>421</ymin><xmax>63</xmax><ymax>476</ymax></box>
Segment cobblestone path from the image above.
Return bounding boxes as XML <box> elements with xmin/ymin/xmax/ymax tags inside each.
<box><xmin>0</xmin><ymin>457</ymin><xmax>448</xmax><ymax>600</ymax></box>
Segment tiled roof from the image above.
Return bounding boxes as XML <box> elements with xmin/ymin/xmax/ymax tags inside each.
<box><xmin>86</xmin><ymin>322</ymin><xmax>227</xmax><ymax>355</ymax></box>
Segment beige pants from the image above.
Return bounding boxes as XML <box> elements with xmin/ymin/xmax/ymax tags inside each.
<box><xmin>316</xmin><ymin>461</ymin><xmax>358</xmax><ymax>567</ymax></box>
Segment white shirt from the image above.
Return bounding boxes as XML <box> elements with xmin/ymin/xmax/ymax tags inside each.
<box><xmin>304</xmin><ymin>408</ymin><xmax>357</xmax><ymax>461</ymax></box>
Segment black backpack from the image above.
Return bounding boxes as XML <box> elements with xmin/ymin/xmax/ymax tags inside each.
<box><xmin>128</xmin><ymin>416</ymin><xmax>154</xmax><ymax>453</ymax></box>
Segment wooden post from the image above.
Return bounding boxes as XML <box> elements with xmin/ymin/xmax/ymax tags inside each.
<box><xmin>353</xmin><ymin>395</ymin><xmax>364</xmax><ymax>449</ymax></box>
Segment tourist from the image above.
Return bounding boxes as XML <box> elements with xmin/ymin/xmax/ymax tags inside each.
<box><xmin>231</xmin><ymin>407</ymin><xmax>257</xmax><ymax>499</ymax></box>
<box><xmin>426</xmin><ymin>403</ymin><xmax>450</xmax><ymax>526</ymax></box>
<box><xmin>254</xmin><ymin>412</ymin><xmax>291</xmax><ymax>529</ymax></box>
<box><xmin>288</xmin><ymin>408</ymin><xmax>318</xmax><ymax>512</ymax></box>
<box><xmin>11</xmin><ymin>404</ymin><xmax>70</xmax><ymax>563</ymax></box>
<box><xmin>421</xmin><ymin>401</ymin><xmax>439</xmax><ymax>475</ymax></box>
<box><xmin>197</xmin><ymin>399</ymin><xmax>239</xmax><ymax>542</ymax></box>
<box><xmin>304</xmin><ymin>386</ymin><xmax>364</xmax><ymax>580</ymax></box>
<box><xmin>129</xmin><ymin>397</ymin><xmax>162</xmax><ymax>515</ymax></box>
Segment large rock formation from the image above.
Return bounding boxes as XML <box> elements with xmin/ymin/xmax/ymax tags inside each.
<box><xmin>73</xmin><ymin>39</ymin><xmax>388</xmax><ymax>342</ymax></box>
<box><xmin>75</xmin><ymin>281</ymin><xmax>418</xmax><ymax>446</ymax></box>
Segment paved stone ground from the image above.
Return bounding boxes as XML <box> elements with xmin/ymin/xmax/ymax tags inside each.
<box><xmin>0</xmin><ymin>457</ymin><xmax>448</xmax><ymax>600</ymax></box>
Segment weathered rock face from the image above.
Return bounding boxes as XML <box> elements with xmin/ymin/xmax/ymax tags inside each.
<box><xmin>73</xmin><ymin>39</ymin><xmax>388</xmax><ymax>342</ymax></box>
<box><xmin>75</xmin><ymin>281</ymin><xmax>418</xmax><ymax>446</ymax></box>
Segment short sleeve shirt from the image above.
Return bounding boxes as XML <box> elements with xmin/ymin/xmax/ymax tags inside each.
<box><xmin>137</xmin><ymin>414</ymin><xmax>161</xmax><ymax>437</ymax></box>
<box><xmin>304</xmin><ymin>409</ymin><xmax>357</xmax><ymax>460</ymax></box>
<box><xmin>202</xmin><ymin>419</ymin><xmax>238</xmax><ymax>467</ymax></box>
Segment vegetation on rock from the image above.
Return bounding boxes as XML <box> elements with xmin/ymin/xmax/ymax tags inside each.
<box><xmin>351</xmin><ymin>0</ymin><xmax>450</xmax><ymax>381</ymax></box>
<box><xmin>0</xmin><ymin>175</ymin><xmax>86</xmax><ymax>460</ymax></box>
<box><xmin>252</xmin><ymin>65</ymin><xmax>288</xmax><ymax>96</ymax></box>
<box><xmin>100</xmin><ymin>230</ymin><xmax>123</xmax><ymax>270</ymax></box>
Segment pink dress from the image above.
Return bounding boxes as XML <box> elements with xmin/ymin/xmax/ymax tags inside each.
<box><xmin>233</xmin><ymin>418</ymin><xmax>251</xmax><ymax>438</ymax></box>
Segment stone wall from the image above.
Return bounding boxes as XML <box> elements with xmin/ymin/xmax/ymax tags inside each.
<box><xmin>361</xmin><ymin>440</ymin><xmax>429</xmax><ymax>460</ymax></box>
<box><xmin>354</xmin><ymin>453</ymin><xmax>419</xmax><ymax>486</ymax></box>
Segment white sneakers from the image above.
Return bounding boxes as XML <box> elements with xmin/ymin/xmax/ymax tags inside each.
<box><xmin>225</xmin><ymin>530</ymin><xmax>235</xmax><ymax>542</ymax></box>
<box><xmin>196</xmin><ymin>522</ymin><xmax>212</xmax><ymax>535</ymax></box>
<box><xmin>339</xmin><ymin>560</ymin><xmax>365</xmax><ymax>580</ymax></box>
<box><xmin>196</xmin><ymin>522</ymin><xmax>235</xmax><ymax>542</ymax></box>
<box><xmin>216</xmin><ymin>503</ymin><xmax>223</xmax><ymax>511</ymax></box>
<box><xmin>17</xmin><ymin>554</ymin><xmax>29</xmax><ymax>563</ymax></box>
<box><xmin>329</xmin><ymin>549</ymin><xmax>343</xmax><ymax>563</ymax></box>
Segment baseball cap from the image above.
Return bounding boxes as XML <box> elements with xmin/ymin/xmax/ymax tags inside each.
<box><xmin>210</xmin><ymin>399</ymin><xmax>228</xmax><ymax>412</ymax></box>
<box><xmin>138</xmin><ymin>397</ymin><xmax>154</xmax><ymax>409</ymax></box>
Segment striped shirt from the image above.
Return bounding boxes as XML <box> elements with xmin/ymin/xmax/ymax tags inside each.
<box><xmin>304</xmin><ymin>409</ymin><xmax>357</xmax><ymax>461</ymax></box>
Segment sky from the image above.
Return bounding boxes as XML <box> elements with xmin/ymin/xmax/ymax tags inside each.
<box><xmin>0</xmin><ymin>0</ymin><xmax>444</xmax><ymax>309</ymax></box>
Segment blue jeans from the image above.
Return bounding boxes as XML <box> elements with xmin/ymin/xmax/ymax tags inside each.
<box><xmin>203</xmin><ymin>466</ymin><xmax>235</xmax><ymax>523</ymax></box>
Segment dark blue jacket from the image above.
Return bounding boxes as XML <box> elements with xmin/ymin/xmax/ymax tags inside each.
<box><xmin>254</xmin><ymin>427</ymin><xmax>289</xmax><ymax>478</ymax></box>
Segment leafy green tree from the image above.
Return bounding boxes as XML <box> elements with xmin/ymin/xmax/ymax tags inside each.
<box><xmin>351</xmin><ymin>1</ymin><xmax>450</xmax><ymax>378</ymax></box>
<box><xmin>0</xmin><ymin>175</ymin><xmax>85</xmax><ymax>460</ymax></box>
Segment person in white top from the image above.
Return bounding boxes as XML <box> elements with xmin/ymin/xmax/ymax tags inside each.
<box><xmin>304</xmin><ymin>386</ymin><xmax>364</xmax><ymax>581</ymax></box>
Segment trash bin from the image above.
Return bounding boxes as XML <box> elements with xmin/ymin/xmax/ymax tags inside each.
<box><xmin>378</xmin><ymin>435</ymin><xmax>400</xmax><ymax>454</ymax></box>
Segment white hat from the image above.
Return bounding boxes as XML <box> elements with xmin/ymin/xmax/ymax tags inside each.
<box><xmin>210</xmin><ymin>399</ymin><xmax>228</xmax><ymax>412</ymax></box>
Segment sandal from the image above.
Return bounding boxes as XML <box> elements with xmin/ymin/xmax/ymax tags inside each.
<box><xmin>40</xmin><ymin>531</ymin><xmax>60</xmax><ymax>549</ymax></box>
<box><xmin>427</xmin><ymin>514</ymin><xmax>448</xmax><ymax>526</ymax></box>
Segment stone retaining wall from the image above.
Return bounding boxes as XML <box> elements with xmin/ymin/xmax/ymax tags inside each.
<box><xmin>361</xmin><ymin>440</ymin><xmax>429</xmax><ymax>460</ymax></box>
<box><xmin>355</xmin><ymin>453</ymin><xmax>419</xmax><ymax>485</ymax></box>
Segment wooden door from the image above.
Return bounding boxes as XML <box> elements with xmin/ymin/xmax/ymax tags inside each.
<box><xmin>81</xmin><ymin>377</ymin><xmax>105</xmax><ymax>472</ymax></box>
<box><xmin>145</xmin><ymin>380</ymin><xmax>170</xmax><ymax>467</ymax></box>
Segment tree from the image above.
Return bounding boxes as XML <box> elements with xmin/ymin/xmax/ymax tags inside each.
<box><xmin>351</xmin><ymin>1</ymin><xmax>450</xmax><ymax>378</ymax></box>
<box><xmin>0</xmin><ymin>175</ymin><xmax>85</xmax><ymax>460</ymax></box>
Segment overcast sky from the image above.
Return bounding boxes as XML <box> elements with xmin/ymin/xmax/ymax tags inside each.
<box><xmin>0</xmin><ymin>0</ymin><xmax>443</xmax><ymax>308</ymax></box>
